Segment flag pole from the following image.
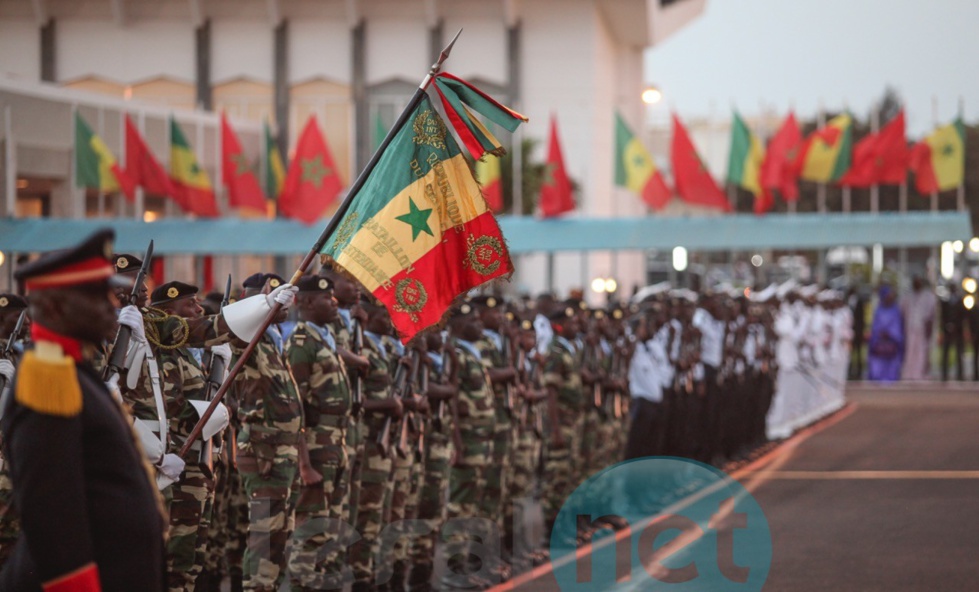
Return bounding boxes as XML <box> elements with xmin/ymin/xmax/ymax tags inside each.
<box><xmin>179</xmin><ymin>28</ymin><xmax>464</xmax><ymax>459</ymax></box>
<box><xmin>957</xmin><ymin>96</ymin><xmax>966</xmax><ymax>213</ymax></box>
<box><xmin>4</xmin><ymin>106</ymin><xmax>15</xmax><ymax>218</ymax></box>
<box><xmin>870</xmin><ymin>105</ymin><xmax>879</xmax><ymax>215</ymax></box>
<box><xmin>817</xmin><ymin>103</ymin><xmax>827</xmax><ymax>214</ymax></box>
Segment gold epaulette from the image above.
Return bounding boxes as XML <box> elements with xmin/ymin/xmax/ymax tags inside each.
<box><xmin>15</xmin><ymin>341</ymin><xmax>83</xmax><ymax>417</ymax></box>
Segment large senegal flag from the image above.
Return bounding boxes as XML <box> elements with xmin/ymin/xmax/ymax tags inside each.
<box><xmin>75</xmin><ymin>112</ymin><xmax>134</xmax><ymax>200</ymax></box>
<box><xmin>615</xmin><ymin>112</ymin><xmax>671</xmax><ymax>210</ymax></box>
<box><xmin>910</xmin><ymin>118</ymin><xmax>965</xmax><ymax>194</ymax></box>
<box><xmin>726</xmin><ymin>111</ymin><xmax>765</xmax><ymax>198</ymax></box>
<box><xmin>263</xmin><ymin>121</ymin><xmax>286</xmax><ymax>201</ymax></box>
<box><xmin>170</xmin><ymin>117</ymin><xmax>219</xmax><ymax>217</ymax></box>
<box><xmin>321</xmin><ymin>95</ymin><xmax>520</xmax><ymax>342</ymax></box>
<box><xmin>796</xmin><ymin>113</ymin><xmax>853</xmax><ymax>183</ymax></box>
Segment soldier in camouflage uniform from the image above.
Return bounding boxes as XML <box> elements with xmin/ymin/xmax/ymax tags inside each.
<box><xmin>285</xmin><ymin>275</ymin><xmax>352</xmax><ymax>591</ymax></box>
<box><xmin>541</xmin><ymin>305</ymin><xmax>584</xmax><ymax>538</ymax></box>
<box><xmin>0</xmin><ymin>293</ymin><xmax>29</xmax><ymax>570</ymax></box>
<box><xmin>443</xmin><ymin>302</ymin><xmax>498</xmax><ymax>589</ymax></box>
<box><xmin>350</xmin><ymin>298</ymin><xmax>402</xmax><ymax>592</ymax></box>
<box><xmin>226</xmin><ymin>273</ymin><xmax>314</xmax><ymax>592</ymax></box>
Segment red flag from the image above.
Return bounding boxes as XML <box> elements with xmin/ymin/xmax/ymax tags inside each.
<box><xmin>760</xmin><ymin>112</ymin><xmax>803</xmax><ymax>201</ymax></box>
<box><xmin>124</xmin><ymin>115</ymin><xmax>173</xmax><ymax>199</ymax></box>
<box><xmin>840</xmin><ymin>111</ymin><xmax>908</xmax><ymax>188</ymax></box>
<box><xmin>538</xmin><ymin>116</ymin><xmax>575</xmax><ymax>218</ymax></box>
<box><xmin>671</xmin><ymin>114</ymin><xmax>731</xmax><ymax>212</ymax></box>
<box><xmin>221</xmin><ymin>113</ymin><xmax>267</xmax><ymax>212</ymax></box>
<box><xmin>279</xmin><ymin>116</ymin><xmax>343</xmax><ymax>224</ymax></box>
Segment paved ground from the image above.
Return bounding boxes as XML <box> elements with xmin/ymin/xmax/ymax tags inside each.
<box><xmin>503</xmin><ymin>385</ymin><xmax>979</xmax><ymax>592</ymax></box>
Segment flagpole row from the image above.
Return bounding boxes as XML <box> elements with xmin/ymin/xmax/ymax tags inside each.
<box><xmin>179</xmin><ymin>29</ymin><xmax>464</xmax><ymax>459</ymax></box>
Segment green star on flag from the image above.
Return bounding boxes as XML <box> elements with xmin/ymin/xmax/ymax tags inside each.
<box><xmin>231</xmin><ymin>153</ymin><xmax>251</xmax><ymax>177</ymax></box>
<box><xmin>396</xmin><ymin>197</ymin><xmax>434</xmax><ymax>241</ymax></box>
<box><xmin>301</xmin><ymin>156</ymin><xmax>330</xmax><ymax>188</ymax></box>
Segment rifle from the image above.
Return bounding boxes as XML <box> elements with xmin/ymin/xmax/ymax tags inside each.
<box><xmin>395</xmin><ymin>350</ymin><xmax>422</xmax><ymax>459</ymax></box>
<box><xmin>377</xmin><ymin>350</ymin><xmax>418</xmax><ymax>457</ymax></box>
<box><xmin>350</xmin><ymin>319</ymin><xmax>365</xmax><ymax>417</ymax></box>
<box><xmin>516</xmin><ymin>347</ymin><xmax>529</xmax><ymax>429</ymax></box>
<box><xmin>501</xmin><ymin>331</ymin><xmax>515</xmax><ymax>418</ymax></box>
<box><xmin>199</xmin><ymin>275</ymin><xmax>233</xmax><ymax>473</ymax></box>
<box><xmin>0</xmin><ymin>310</ymin><xmax>28</xmax><ymax>394</ymax></box>
<box><xmin>103</xmin><ymin>239</ymin><xmax>154</xmax><ymax>381</ymax></box>
<box><xmin>415</xmin><ymin>365</ymin><xmax>428</xmax><ymax>462</ymax></box>
<box><xmin>432</xmin><ymin>346</ymin><xmax>452</xmax><ymax>431</ymax></box>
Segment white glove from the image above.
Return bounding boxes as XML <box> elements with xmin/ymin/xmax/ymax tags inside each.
<box><xmin>0</xmin><ymin>359</ymin><xmax>14</xmax><ymax>382</ymax></box>
<box><xmin>209</xmin><ymin>343</ymin><xmax>233</xmax><ymax>381</ymax></box>
<box><xmin>267</xmin><ymin>283</ymin><xmax>298</xmax><ymax>309</ymax></box>
<box><xmin>118</xmin><ymin>305</ymin><xmax>146</xmax><ymax>344</ymax></box>
<box><xmin>155</xmin><ymin>453</ymin><xmax>186</xmax><ymax>490</ymax></box>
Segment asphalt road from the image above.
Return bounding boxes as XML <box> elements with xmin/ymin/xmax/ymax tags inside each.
<box><xmin>504</xmin><ymin>385</ymin><xmax>979</xmax><ymax>592</ymax></box>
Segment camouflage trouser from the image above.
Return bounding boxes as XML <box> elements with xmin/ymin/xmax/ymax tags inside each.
<box><xmin>444</xmin><ymin>430</ymin><xmax>494</xmax><ymax>574</ymax></box>
<box><xmin>289</xmin><ymin>424</ymin><xmax>349</xmax><ymax>592</ymax></box>
<box><xmin>0</xmin><ymin>456</ymin><xmax>19</xmax><ymax>570</ymax></box>
<box><xmin>349</xmin><ymin>430</ymin><xmax>393</xmax><ymax>586</ymax></box>
<box><xmin>204</xmin><ymin>458</ymin><xmax>230</xmax><ymax>577</ymax></box>
<box><xmin>225</xmin><ymin>462</ymin><xmax>249</xmax><ymax>579</ymax></box>
<box><xmin>480</xmin><ymin>420</ymin><xmax>512</xmax><ymax>545</ymax></box>
<box><xmin>580</xmin><ymin>407</ymin><xmax>605</xmax><ymax>479</ymax></box>
<box><xmin>409</xmin><ymin>432</ymin><xmax>453</xmax><ymax>577</ymax></box>
<box><xmin>506</xmin><ymin>423</ymin><xmax>541</xmax><ymax>552</ymax></box>
<box><xmin>542</xmin><ymin>408</ymin><xmax>582</xmax><ymax>531</ymax></box>
<box><xmin>167</xmin><ymin>463</ymin><xmax>214</xmax><ymax>592</ymax></box>
<box><xmin>238</xmin><ymin>442</ymin><xmax>299</xmax><ymax>592</ymax></box>
<box><xmin>388</xmin><ymin>449</ymin><xmax>416</xmax><ymax>564</ymax></box>
<box><xmin>344</xmin><ymin>419</ymin><xmax>364</xmax><ymax>528</ymax></box>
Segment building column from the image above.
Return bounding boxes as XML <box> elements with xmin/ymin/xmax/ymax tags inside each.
<box><xmin>351</xmin><ymin>19</ymin><xmax>368</xmax><ymax>171</ymax></box>
<box><xmin>195</xmin><ymin>19</ymin><xmax>212</xmax><ymax>110</ymax></box>
<box><xmin>40</xmin><ymin>19</ymin><xmax>55</xmax><ymax>82</ymax></box>
<box><xmin>273</xmin><ymin>20</ymin><xmax>290</xmax><ymax>158</ymax></box>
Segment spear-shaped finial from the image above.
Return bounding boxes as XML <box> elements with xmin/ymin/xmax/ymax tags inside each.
<box><xmin>420</xmin><ymin>28</ymin><xmax>462</xmax><ymax>89</ymax></box>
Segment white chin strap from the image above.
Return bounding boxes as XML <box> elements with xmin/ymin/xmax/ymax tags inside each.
<box><xmin>222</xmin><ymin>294</ymin><xmax>272</xmax><ymax>341</ymax></box>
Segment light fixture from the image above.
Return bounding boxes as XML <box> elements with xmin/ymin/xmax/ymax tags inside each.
<box><xmin>143</xmin><ymin>211</ymin><xmax>159</xmax><ymax>223</ymax></box>
<box><xmin>641</xmin><ymin>86</ymin><xmax>663</xmax><ymax>105</ymax></box>
<box><xmin>941</xmin><ymin>242</ymin><xmax>955</xmax><ymax>280</ymax></box>
<box><xmin>964</xmin><ymin>278</ymin><xmax>977</xmax><ymax>294</ymax></box>
<box><xmin>750</xmin><ymin>254</ymin><xmax>763</xmax><ymax>267</ymax></box>
<box><xmin>971</xmin><ymin>237</ymin><xmax>979</xmax><ymax>253</ymax></box>
<box><xmin>16</xmin><ymin>179</ymin><xmax>27</xmax><ymax>189</ymax></box>
<box><xmin>591</xmin><ymin>278</ymin><xmax>607</xmax><ymax>294</ymax></box>
<box><xmin>673</xmin><ymin>246</ymin><xmax>688</xmax><ymax>272</ymax></box>
<box><xmin>953</xmin><ymin>240</ymin><xmax>964</xmax><ymax>254</ymax></box>
<box><xmin>965</xmin><ymin>295</ymin><xmax>975</xmax><ymax>311</ymax></box>
<box><xmin>0</xmin><ymin>250</ymin><xmax>5</xmax><ymax>268</ymax></box>
<box><xmin>605</xmin><ymin>279</ymin><xmax>618</xmax><ymax>293</ymax></box>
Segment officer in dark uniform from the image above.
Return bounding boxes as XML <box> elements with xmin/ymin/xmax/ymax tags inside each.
<box><xmin>940</xmin><ymin>282</ymin><xmax>966</xmax><ymax>381</ymax></box>
<box><xmin>0</xmin><ymin>228</ymin><xmax>167</xmax><ymax>592</ymax></box>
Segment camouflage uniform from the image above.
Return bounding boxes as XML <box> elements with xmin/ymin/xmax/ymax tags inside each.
<box><xmin>0</xmin><ymin>338</ymin><xmax>22</xmax><ymax>570</ymax></box>
<box><xmin>232</xmin><ymin>329</ymin><xmax>304</xmax><ymax>592</ymax></box>
<box><xmin>541</xmin><ymin>337</ymin><xmax>584</xmax><ymax>531</ymax></box>
<box><xmin>506</xmin><ymin>353</ymin><xmax>543</xmax><ymax>564</ymax></box>
<box><xmin>444</xmin><ymin>339</ymin><xmax>496</xmax><ymax>578</ymax></box>
<box><xmin>285</xmin><ymin>321</ymin><xmax>352</xmax><ymax>591</ymax></box>
<box><xmin>331</xmin><ymin>310</ymin><xmax>362</xmax><ymax>531</ymax></box>
<box><xmin>477</xmin><ymin>330</ymin><xmax>513</xmax><ymax>542</ymax></box>
<box><xmin>349</xmin><ymin>331</ymin><xmax>395</xmax><ymax>588</ymax></box>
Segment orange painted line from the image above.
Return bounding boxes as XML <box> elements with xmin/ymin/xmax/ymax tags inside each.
<box><xmin>486</xmin><ymin>402</ymin><xmax>858</xmax><ymax>592</ymax></box>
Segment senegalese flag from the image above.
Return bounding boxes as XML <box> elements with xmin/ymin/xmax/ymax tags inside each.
<box><xmin>74</xmin><ymin>112</ymin><xmax>134</xmax><ymax>200</ymax></box>
<box><xmin>263</xmin><ymin>121</ymin><xmax>286</xmax><ymax>201</ymax></box>
<box><xmin>727</xmin><ymin>111</ymin><xmax>765</xmax><ymax>198</ymax></box>
<box><xmin>475</xmin><ymin>154</ymin><xmax>504</xmax><ymax>212</ymax></box>
<box><xmin>911</xmin><ymin>118</ymin><xmax>965</xmax><ymax>195</ymax></box>
<box><xmin>170</xmin><ymin>117</ymin><xmax>219</xmax><ymax>217</ymax></box>
<box><xmin>321</xmin><ymin>91</ymin><xmax>523</xmax><ymax>342</ymax></box>
<box><xmin>614</xmin><ymin>112</ymin><xmax>671</xmax><ymax>210</ymax></box>
<box><xmin>796</xmin><ymin>113</ymin><xmax>853</xmax><ymax>183</ymax></box>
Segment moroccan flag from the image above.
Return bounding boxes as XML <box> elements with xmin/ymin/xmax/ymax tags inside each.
<box><xmin>796</xmin><ymin>113</ymin><xmax>853</xmax><ymax>183</ymax></box>
<box><xmin>840</xmin><ymin>111</ymin><xmax>908</xmax><ymax>188</ymax></box>
<box><xmin>539</xmin><ymin>116</ymin><xmax>575</xmax><ymax>218</ymax></box>
<box><xmin>910</xmin><ymin>119</ymin><xmax>965</xmax><ymax>194</ymax></box>
<box><xmin>279</xmin><ymin>116</ymin><xmax>343</xmax><ymax>224</ymax></box>
<box><xmin>221</xmin><ymin>113</ymin><xmax>266</xmax><ymax>212</ymax></box>
<box><xmin>726</xmin><ymin>112</ymin><xmax>765</xmax><ymax>199</ymax></box>
<box><xmin>475</xmin><ymin>154</ymin><xmax>504</xmax><ymax>212</ymax></box>
<box><xmin>124</xmin><ymin>115</ymin><xmax>173</xmax><ymax>198</ymax></box>
<box><xmin>75</xmin><ymin>112</ymin><xmax>134</xmax><ymax>200</ymax></box>
<box><xmin>320</xmin><ymin>94</ymin><xmax>520</xmax><ymax>343</ymax></box>
<box><xmin>671</xmin><ymin>114</ymin><xmax>731</xmax><ymax>212</ymax></box>
<box><xmin>263</xmin><ymin>122</ymin><xmax>286</xmax><ymax>201</ymax></box>
<box><xmin>615</xmin><ymin>112</ymin><xmax>671</xmax><ymax>210</ymax></box>
<box><xmin>170</xmin><ymin>117</ymin><xmax>219</xmax><ymax>217</ymax></box>
<box><xmin>761</xmin><ymin>112</ymin><xmax>803</xmax><ymax>201</ymax></box>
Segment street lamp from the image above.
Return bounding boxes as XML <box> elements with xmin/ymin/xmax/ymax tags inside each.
<box><xmin>673</xmin><ymin>247</ymin><xmax>688</xmax><ymax>272</ymax></box>
<box><xmin>591</xmin><ymin>276</ymin><xmax>618</xmax><ymax>301</ymax></box>
<box><xmin>642</xmin><ymin>85</ymin><xmax>663</xmax><ymax>105</ymax></box>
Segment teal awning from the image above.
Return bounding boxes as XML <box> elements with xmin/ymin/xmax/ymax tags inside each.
<box><xmin>0</xmin><ymin>212</ymin><xmax>970</xmax><ymax>255</ymax></box>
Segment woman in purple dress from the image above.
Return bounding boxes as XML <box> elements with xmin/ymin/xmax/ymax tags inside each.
<box><xmin>868</xmin><ymin>284</ymin><xmax>905</xmax><ymax>381</ymax></box>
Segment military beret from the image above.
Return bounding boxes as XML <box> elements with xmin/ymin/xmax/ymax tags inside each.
<box><xmin>563</xmin><ymin>298</ymin><xmax>587</xmax><ymax>312</ymax></box>
<box><xmin>15</xmin><ymin>228</ymin><xmax>125</xmax><ymax>291</ymax></box>
<box><xmin>112</xmin><ymin>253</ymin><xmax>143</xmax><ymax>274</ymax></box>
<box><xmin>546</xmin><ymin>306</ymin><xmax>576</xmax><ymax>322</ymax></box>
<box><xmin>469</xmin><ymin>294</ymin><xmax>503</xmax><ymax>309</ymax></box>
<box><xmin>297</xmin><ymin>275</ymin><xmax>333</xmax><ymax>292</ymax></box>
<box><xmin>448</xmin><ymin>301</ymin><xmax>476</xmax><ymax>320</ymax></box>
<box><xmin>242</xmin><ymin>273</ymin><xmax>284</xmax><ymax>290</ymax></box>
<box><xmin>151</xmin><ymin>281</ymin><xmax>199</xmax><ymax>306</ymax></box>
<box><xmin>610</xmin><ymin>307</ymin><xmax>625</xmax><ymax>320</ymax></box>
<box><xmin>0</xmin><ymin>293</ymin><xmax>28</xmax><ymax>312</ymax></box>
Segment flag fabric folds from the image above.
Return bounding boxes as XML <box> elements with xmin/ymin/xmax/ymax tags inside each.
<box><xmin>760</xmin><ymin>112</ymin><xmax>802</xmax><ymax>202</ymax></box>
<box><xmin>475</xmin><ymin>154</ymin><xmax>504</xmax><ymax>212</ymax></box>
<box><xmin>221</xmin><ymin>113</ymin><xmax>266</xmax><ymax>212</ymax></box>
<box><xmin>726</xmin><ymin>112</ymin><xmax>766</xmax><ymax>212</ymax></box>
<box><xmin>279</xmin><ymin>116</ymin><xmax>343</xmax><ymax>224</ymax></box>
<box><xmin>796</xmin><ymin>113</ymin><xmax>853</xmax><ymax>183</ymax></box>
<box><xmin>170</xmin><ymin>117</ymin><xmax>219</xmax><ymax>217</ymax></box>
<box><xmin>615</xmin><ymin>112</ymin><xmax>671</xmax><ymax>210</ymax></box>
<box><xmin>320</xmin><ymin>94</ymin><xmax>518</xmax><ymax>343</ymax></box>
<box><xmin>263</xmin><ymin>122</ymin><xmax>286</xmax><ymax>202</ymax></box>
<box><xmin>671</xmin><ymin>114</ymin><xmax>731</xmax><ymax>212</ymax></box>
<box><xmin>910</xmin><ymin>119</ymin><xmax>965</xmax><ymax>194</ymax></box>
<box><xmin>840</xmin><ymin>111</ymin><xmax>908</xmax><ymax>188</ymax></box>
<box><xmin>74</xmin><ymin>112</ymin><xmax>134</xmax><ymax>200</ymax></box>
<box><xmin>124</xmin><ymin>115</ymin><xmax>173</xmax><ymax>199</ymax></box>
<box><xmin>432</xmin><ymin>72</ymin><xmax>527</xmax><ymax>160</ymax></box>
<box><xmin>539</xmin><ymin>116</ymin><xmax>576</xmax><ymax>218</ymax></box>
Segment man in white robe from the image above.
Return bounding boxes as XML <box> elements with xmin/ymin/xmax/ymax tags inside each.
<box><xmin>901</xmin><ymin>277</ymin><xmax>936</xmax><ymax>381</ymax></box>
